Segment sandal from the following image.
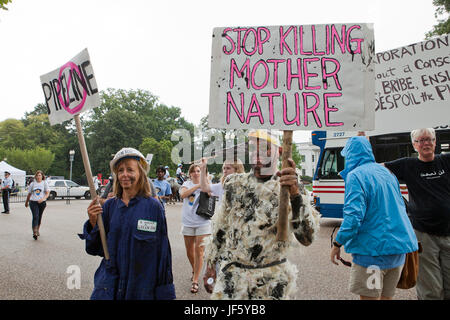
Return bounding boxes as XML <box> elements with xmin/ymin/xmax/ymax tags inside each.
<box><xmin>190</xmin><ymin>282</ymin><xmax>199</xmax><ymax>294</ymax></box>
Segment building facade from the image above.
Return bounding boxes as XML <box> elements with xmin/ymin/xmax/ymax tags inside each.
<box><xmin>295</xmin><ymin>141</ymin><xmax>321</xmax><ymax>178</ymax></box>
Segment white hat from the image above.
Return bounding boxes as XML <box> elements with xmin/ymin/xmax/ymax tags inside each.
<box><xmin>110</xmin><ymin>147</ymin><xmax>149</xmax><ymax>174</ymax></box>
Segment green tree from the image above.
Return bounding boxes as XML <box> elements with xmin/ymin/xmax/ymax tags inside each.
<box><xmin>3</xmin><ymin>88</ymin><xmax>196</xmax><ymax>183</ymax></box>
<box><xmin>2</xmin><ymin>148</ymin><xmax>27</xmax><ymax>170</ymax></box>
<box><xmin>275</xmin><ymin>137</ymin><xmax>303</xmax><ymax>170</ymax></box>
<box><xmin>139</xmin><ymin>137</ymin><xmax>174</xmax><ymax>177</ymax></box>
<box><xmin>22</xmin><ymin>113</ymin><xmax>68</xmax><ymax>150</ymax></box>
<box><xmin>0</xmin><ymin>119</ymin><xmax>29</xmax><ymax>149</ymax></box>
<box><xmin>291</xmin><ymin>143</ymin><xmax>303</xmax><ymax>169</ymax></box>
<box><xmin>0</xmin><ymin>146</ymin><xmax>6</xmax><ymax>161</ymax></box>
<box><xmin>0</xmin><ymin>0</ymin><xmax>12</xmax><ymax>10</ymax></box>
<box><xmin>84</xmin><ymin>88</ymin><xmax>195</xmax><ymax>177</ymax></box>
<box><xmin>21</xmin><ymin>104</ymin><xmax>77</xmax><ymax>178</ymax></box>
<box><xmin>87</xmin><ymin>88</ymin><xmax>194</xmax><ymax>140</ymax></box>
<box><xmin>0</xmin><ymin>110</ymin><xmax>70</xmax><ymax>177</ymax></box>
<box><xmin>2</xmin><ymin>147</ymin><xmax>54</xmax><ymax>174</ymax></box>
<box><xmin>24</xmin><ymin>147</ymin><xmax>55</xmax><ymax>174</ymax></box>
<box><xmin>426</xmin><ymin>0</ymin><xmax>450</xmax><ymax>37</ymax></box>
<box><xmin>87</xmin><ymin>107</ymin><xmax>148</xmax><ymax>176</ymax></box>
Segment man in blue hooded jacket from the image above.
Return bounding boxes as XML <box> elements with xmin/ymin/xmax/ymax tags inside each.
<box><xmin>330</xmin><ymin>136</ymin><xmax>418</xmax><ymax>300</ymax></box>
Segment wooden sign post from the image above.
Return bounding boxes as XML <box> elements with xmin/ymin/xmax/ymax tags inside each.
<box><xmin>74</xmin><ymin>114</ymin><xmax>110</xmax><ymax>259</ymax></box>
<box><xmin>41</xmin><ymin>48</ymin><xmax>110</xmax><ymax>259</ymax></box>
<box><xmin>277</xmin><ymin>130</ymin><xmax>293</xmax><ymax>241</ymax></box>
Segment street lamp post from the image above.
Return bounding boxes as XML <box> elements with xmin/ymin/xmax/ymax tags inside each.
<box><xmin>69</xmin><ymin>150</ymin><xmax>75</xmax><ymax>181</ymax></box>
<box><xmin>68</xmin><ymin>150</ymin><xmax>75</xmax><ymax>205</ymax></box>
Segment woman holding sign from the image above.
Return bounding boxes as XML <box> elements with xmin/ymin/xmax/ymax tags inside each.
<box><xmin>79</xmin><ymin>148</ymin><xmax>175</xmax><ymax>300</ymax></box>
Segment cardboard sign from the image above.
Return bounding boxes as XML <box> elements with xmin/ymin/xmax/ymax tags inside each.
<box><xmin>39</xmin><ymin>48</ymin><xmax>109</xmax><ymax>260</ymax></box>
<box><xmin>146</xmin><ymin>153</ymin><xmax>154</xmax><ymax>165</ymax></box>
<box><xmin>209</xmin><ymin>24</ymin><xmax>375</xmax><ymax>131</ymax></box>
<box><xmin>370</xmin><ymin>34</ymin><xmax>450</xmax><ymax>136</ymax></box>
<box><xmin>40</xmin><ymin>48</ymin><xmax>100</xmax><ymax>125</ymax></box>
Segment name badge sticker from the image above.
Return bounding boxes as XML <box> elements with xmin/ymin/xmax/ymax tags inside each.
<box><xmin>137</xmin><ymin>219</ymin><xmax>157</xmax><ymax>233</ymax></box>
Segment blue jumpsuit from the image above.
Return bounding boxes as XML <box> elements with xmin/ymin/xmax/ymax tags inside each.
<box><xmin>79</xmin><ymin>196</ymin><xmax>176</xmax><ymax>300</ymax></box>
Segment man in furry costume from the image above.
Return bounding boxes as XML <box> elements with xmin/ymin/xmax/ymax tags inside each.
<box><xmin>203</xmin><ymin>130</ymin><xmax>320</xmax><ymax>299</ymax></box>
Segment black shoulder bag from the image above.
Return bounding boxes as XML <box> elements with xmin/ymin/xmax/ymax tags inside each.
<box><xmin>196</xmin><ymin>192</ymin><xmax>218</xmax><ymax>220</ymax></box>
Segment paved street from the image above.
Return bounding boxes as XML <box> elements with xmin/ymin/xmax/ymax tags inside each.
<box><xmin>0</xmin><ymin>200</ymin><xmax>417</xmax><ymax>300</ymax></box>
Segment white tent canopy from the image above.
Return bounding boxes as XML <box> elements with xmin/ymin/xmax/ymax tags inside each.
<box><xmin>0</xmin><ymin>161</ymin><xmax>26</xmax><ymax>187</ymax></box>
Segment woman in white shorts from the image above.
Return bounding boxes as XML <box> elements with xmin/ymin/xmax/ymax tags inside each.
<box><xmin>180</xmin><ymin>163</ymin><xmax>211</xmax><ymax>294</ymax></box>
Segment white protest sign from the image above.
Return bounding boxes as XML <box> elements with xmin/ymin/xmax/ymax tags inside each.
<box><xmin>369</xmin><ymin>34</ymin><xmax>450</xmax><ymax>136</ymax></box>
<box><xmin>146</xmin><ymin>153</ymin><xmax>154</xmax><ymax>165</ymax></box>
<box><xmin>40</xmin><ymin>48</ymin><xmax>100</xmax><ymax>125</ymax></box>
<box><xmin>40</xmin><ymin>48</ymin><xmax>109</xmax><ymax>259</ymax></box>
<box><xmin>209</xmin><ymin>24</ymin><xmax>375</xmax><ymax>131</ymax></box>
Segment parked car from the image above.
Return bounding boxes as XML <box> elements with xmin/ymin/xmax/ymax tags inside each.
<box><xmin>47</xmin><ymin>176</ymin><xmax>65</xmax><ymax>180</ymax></box>
<box><xmin>47</xmin><ymin>179</ymin><xmax>91</xmax><ymax>200</ymax></box>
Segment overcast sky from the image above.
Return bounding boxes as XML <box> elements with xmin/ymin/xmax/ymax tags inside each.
<box><xmin>0</xmin><ymin>0</ymin><xmax>438</xmax><ymax>143</ymax></box>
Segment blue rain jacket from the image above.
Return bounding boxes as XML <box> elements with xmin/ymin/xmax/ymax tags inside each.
<box><xmin>79</xmin><ymin>196</ymin><xmax>176</xmax><ymax>300</ymax></box>
<box><xmin>335</xmin><ymin>137</ymin><xmax>418</xmax><ymax>256</ymax></box>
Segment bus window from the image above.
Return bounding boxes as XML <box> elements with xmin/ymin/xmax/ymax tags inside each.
<box><xmin>438</xmin><ymin>130</ymin><xmax>450</xmax><ymax>153</ymax></box>
<box><xmin>318</xmin><ymin>148</ymin><xmax>345</xmax><ymax>179</ymax></box>
<box><xmin>370</xmin><ymin>133</ymin><xmax>416</xmax><ymax>162</ymax></box>
<box><xmin>371</xmin><ymin>129</ymin><xmax>450</xmax><ymax>161</ymax></box>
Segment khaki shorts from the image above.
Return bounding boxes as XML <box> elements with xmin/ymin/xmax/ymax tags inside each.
<box><xmin>349</xmin><ymin>263</ymin><xmax>404</xmax><ymax>298</ymax></box>
<box><xmin>181</xmin><ymin>224</ymin><xmax>211</xmax><ymax>236</ymax></box>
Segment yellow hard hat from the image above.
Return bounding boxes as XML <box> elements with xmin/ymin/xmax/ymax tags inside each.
<box><xmin>248</xmin><ymin>129</ymin><xmax>280</xmax><ymax>146</ymax></box>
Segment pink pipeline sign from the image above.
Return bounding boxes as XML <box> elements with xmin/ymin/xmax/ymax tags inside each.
<box><xmin>209</xmin><ymin>24</ymin><xmax>375</xmax><ymax>131</ymax></box>
<box><xmin>40</xmin><ymin>48</ymin><xmax>100</xmax><ymax>125</ymax></box>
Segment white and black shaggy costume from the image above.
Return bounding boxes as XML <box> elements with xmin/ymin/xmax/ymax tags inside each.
<box><xmin>204</xmin><ymin>172</ymin><xmax>320</xmax><ymax>300</ymax></box>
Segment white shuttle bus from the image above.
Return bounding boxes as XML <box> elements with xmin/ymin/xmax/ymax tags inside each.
<box><xmin>311</xmin><ymin>128</ymin><xmax>450</xmax><ymax>218</ymax></box>
<box><xmin>311</xmin><ymin>33</ymin><xmax>450</xmax><ymax>218</ymax></box>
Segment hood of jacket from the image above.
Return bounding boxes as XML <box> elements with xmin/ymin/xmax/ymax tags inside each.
<box><xmin>339</xmin><ymin>136</ymin><xmax>375</xmax><ymax>180</ymax></box>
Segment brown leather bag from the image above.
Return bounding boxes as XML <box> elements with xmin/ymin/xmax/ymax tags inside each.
<box><xmin>397</xmin><ymin>242</ymin><xmax>422</xmax><ymax>289</ymax></box>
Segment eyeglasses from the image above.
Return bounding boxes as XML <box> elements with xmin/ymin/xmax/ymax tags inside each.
<box><xmin>414</xmin><ymin>138</ymin><xmax>435</xmax><ymax>145</ymax></box>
